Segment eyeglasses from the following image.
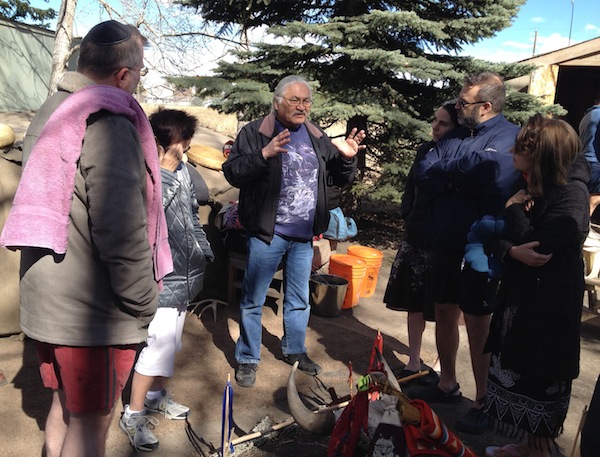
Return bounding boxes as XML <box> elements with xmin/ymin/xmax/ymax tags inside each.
<box><xmin>456</xmin><ymin>99</ymin><xmax>488</xmax><ymax>109</ymax></box>
<box><xmin>183</xmin><ymin>145</ymin><xmax>191</xmax><ymax>154</ymax></box>
<box><xmin>128</xmin><ymin>66</ymin><xmax>148</xmax><ymax>77</ymax></box>
<box><xmin>282</xmin><ymin>96</ymin><xmax>313</xmax><ymax>107</ymax></box>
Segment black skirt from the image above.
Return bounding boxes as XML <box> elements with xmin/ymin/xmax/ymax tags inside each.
<box><xmin>383</xmin><ymin>239</ymin><xmax>435</xmax><ymax>321</ymax></box>
<box><xmin>484</xmin><ymin>354</ymin><xmax>571</xmax><ymax>442</ymax></box>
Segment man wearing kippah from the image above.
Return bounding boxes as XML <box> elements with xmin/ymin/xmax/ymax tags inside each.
<box><xmin>0</xmin><ymin>20</ymin><xmax>170</xmax><ymax>456</ymax></box>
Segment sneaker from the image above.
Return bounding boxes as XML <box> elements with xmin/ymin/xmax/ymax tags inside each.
<box><xmin>408</xmin><ymin>383</ymin><xmax>463</xmax><ymax>403</ymax></box>
<box><xmin>119</xmin><ymin>408</ymin><xmax>159</xmax><ymax>452</ymax></box>
<box><xmin>455</xmin><ymin>403</ymin><xmax>489</xmax><ymax>435</ymax></box>
<box><xmin>144</xmin><ymin>390</ymin><xmax>189</xmax><ymax>420</ymax></box>
<box><xmin>283</xmin><ymin>353</ymin><xmax>322</xmax><ymax>375</ymax></box>
<box><xmin>235</xmin><ymin>363</ymin><xmax>258</xmax><ymax>387</ymax></box>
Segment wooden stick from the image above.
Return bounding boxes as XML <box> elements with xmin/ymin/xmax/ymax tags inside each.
<box><xmin>230</xmin><ymin>417</ymin><xmax>296</xmax><ymax>446</ymax></box>
<box><xmin>318</xmin><ymin>400</ymin><xmax>350</xmax><ymax>413</ymax></box>
<box><xmin>569</xmin><ymin>405</ymin><xmax>588</xmax><ymax>457</ymax></box>
<box><xmin>397</xmin><ymin>370</ymin><xmax>430</xmax><ymax>384</ymax></box>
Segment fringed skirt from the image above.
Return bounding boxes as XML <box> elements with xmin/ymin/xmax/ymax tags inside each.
<box><xmin>383</xmin><ymin>240</ymin><xmax>434</xmax><ymax>321</ymax></box>
<box><xmin>484</xmin><ymin>354</ymin><xmax>571</xmax><ymax>444</ymax></box>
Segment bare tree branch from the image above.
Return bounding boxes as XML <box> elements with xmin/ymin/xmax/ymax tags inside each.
<box><xmin>48</xmin><ymin>0</ymin><xmax>77</xmax><ymax>94</ymax></box>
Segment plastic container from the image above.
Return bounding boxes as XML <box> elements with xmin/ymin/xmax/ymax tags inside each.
<box><xmin>328</xmin><ymin>254</ymin><xmax>367</xmax><ymax>309</ymax></box>
<box><xmin>347</xmin><ymin>245</ymin><xmax>384</xmax><ymax>298</ymax></box>
<box><xmin>309</xmin><ymin>274</ymin><xmax>349</xmax><ymax>317</ymax></box>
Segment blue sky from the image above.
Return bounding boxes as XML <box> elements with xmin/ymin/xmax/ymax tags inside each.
<box><xmin>31</xmin><ymin>0</ymin><xmax>599</xmax><ymax>66</ymax></box>
<box><xmin>463</xmin><ymin>0</ymin><xmax>599</xmax><ymax>61</ymax></box>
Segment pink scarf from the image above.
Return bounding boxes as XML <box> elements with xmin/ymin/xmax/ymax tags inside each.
<box><xmin>0</xmin><ymin>85</ymin><xmax>173</xmax><ymax>284</ymax></box>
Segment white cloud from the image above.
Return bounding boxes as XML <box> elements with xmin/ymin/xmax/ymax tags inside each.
<box><xmin>502</xmin><ymin>40</ymin><xmax>535</xmax><ymax>50</ymax></box>
<box><xmin>462</xmin><ymin>31</ymin><xmax>578</xmax><ymax>63</ymax></box>
<box><xmin>534</xmin><ymin>32</ymin><xmax>572</xmax><ymax>54</ymax></box>
<box><xmin>584</xmin><ymin>23</ymin><xmax>599</xmax><ymax>32</ymax></box>
<box><xmin>531</xmin><ymin>17</ymin><xmax>546</xmax><ymax>23</ymax></box>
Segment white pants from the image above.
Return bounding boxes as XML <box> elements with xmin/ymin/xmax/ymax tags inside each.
<box><xmin>135</xmin><ymin>305</ymin><xmax>187</xmax><ymax>378</ymax></box>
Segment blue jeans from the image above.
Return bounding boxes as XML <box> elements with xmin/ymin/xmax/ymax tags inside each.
<box><xmin>235</xmin><ymin>234</ymin><xmax>313</xmax><ymax>364</ymax></box>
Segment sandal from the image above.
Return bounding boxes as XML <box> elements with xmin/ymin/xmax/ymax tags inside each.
<box><xmin>417</xmin><ymin>364</ymin><xmax>440</xmax><ymax>386</ymax></box>
<box><xmin>484</xmin><ymin>444</ymin><xmax>526</xmax><ymax>457</ymax></box>
<box><xmin>410</xmin><ymin>382</ymin><xmax>462</xmax><ymax>403</ymax></box>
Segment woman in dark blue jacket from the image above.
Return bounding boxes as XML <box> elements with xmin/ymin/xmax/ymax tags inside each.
<box><xmin>384</xmin><ymin>101</ymin><xmax>458</xmax><ymax>381</ymax></box>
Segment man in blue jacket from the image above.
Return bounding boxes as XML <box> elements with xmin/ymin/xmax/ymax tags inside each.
<box><xmin>578</xmin><ymin>91</ymin><xmax>600</xmax><ymax>215</ymax></box>
<box><xmin>413</xmin><ymin>73</ymin><xmax>520</xmax><ymax>434</ymax></box>
<box><xmin>223</xmin><ymin>75</ymin><xmax>366</xmax><ymax>388</ymax></box>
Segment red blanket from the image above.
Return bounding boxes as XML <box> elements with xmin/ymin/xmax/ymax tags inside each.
<box><xmin>404</xmin><ymin>399</ymin><xmax>477</xmax><ymax>457</ymax></box>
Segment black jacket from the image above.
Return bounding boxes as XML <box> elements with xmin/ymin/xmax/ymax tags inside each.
<box><xmin>222</xmin><ymin>114</ymin><xmax>357</xmax><ymax>243</ymax></box>
<box><xmin>487</xmin><ymin>154</ymin><xmax>590</xmax><ymax>381</ymax></box>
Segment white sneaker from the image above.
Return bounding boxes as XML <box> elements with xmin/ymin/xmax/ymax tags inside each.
<box><xmin>144</xmin><ymin>390</ymin><xmax>190</xmax><ymax>420</ymax></box>
<box><xmin>119</xmin><ymin>408</ymin><xmax>159</xmax><ymax>452</ymax></box>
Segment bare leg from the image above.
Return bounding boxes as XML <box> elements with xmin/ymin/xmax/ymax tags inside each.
<box><xmin>590</xmin><ymin>194</ymin><xmax>600</xmax><ymax>216</ymax></box>
<box><xmin>434</xmin><ymin>302</ymin><xmax>461</xmax><ymax>391</ymax></box>
<box><xmin>464</xmin><ymin>313</ymin><xmax>492</xmax><ymax>402</ymax></box>
<box><xmin>405</xmin><ymin>311</ymin><xmax>426</xmax><ymax>372</ymax></box>
<box><xmin>44</xmin><ymin>390</ymin><xmax>69</xmax><ymax>457</ymax></box>
<box><xmin>60</xmin><ymin>406</ymin><xmax>116</xmax><ymax>457</ymax></box>
<box><xmin>129</xmin><ymin>371</ymin><xmax>166</xmax><ymax>411</ymax></box>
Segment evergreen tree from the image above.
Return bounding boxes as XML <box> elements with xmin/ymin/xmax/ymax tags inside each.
<box><xmin>176</xmin><ymin>0</ymin><xmax>563</xmax><ymax>203</ymax></box>
<box><xmin>0</xmin><ymin>0</ymin><xmax>56</xmax><ymax>28</ymax></box>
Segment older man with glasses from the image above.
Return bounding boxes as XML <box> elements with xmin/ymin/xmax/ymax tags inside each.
<box><xmin>223</xmin><ymin>74</ymin><xmax>366</xmax><ymax>388</ymax></box>
<box><xmin>411</xmin><ymin>72</ymin><xmax>521</xmax><ymax>435</ymax></box>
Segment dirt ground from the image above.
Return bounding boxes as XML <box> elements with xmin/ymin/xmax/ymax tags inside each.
<box><xmin>1</xmin><ymin>111</ymin><xmax>600</xmax><ymax>457</ymax></box>
<box><xmin>2</xmin><ymin>237</ymin><xmax>600</xmax><ymax>457</ymax></box>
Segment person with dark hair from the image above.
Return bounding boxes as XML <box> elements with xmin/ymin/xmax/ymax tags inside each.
<box><xmin>483</xmin><ymin>115</ymin><xmax>589</xmax><ymax>457</ymax></box>
<box><xmin>411</xmin><ymin>73</ymin><xmax>521</xmax><ymax>435</ymax></box>
<box><xmin>384</xmin><ymin>101</ymin><xmax>458</xmax><ymax>383</ymax></box>
<box><xmin>223</xmin><ymin>75</ymin><xmax>366</xmax><ymax>388</ymax></box>
<box><xmin>578</xmin><ymin>91</ymin><xmax>600</xmax><ymax>215</ymax></box>
<box><xmin>0</xmin><ymin>20</ymin><xmax>171</xmax><ymax>457</ymax></box>
<box><xmin>120</xmin><ymin>108</ymin><xmax>214</xmax><ymax>452</ymax></box>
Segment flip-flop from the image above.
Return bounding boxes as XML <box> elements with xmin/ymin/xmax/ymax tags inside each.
<box><xmin>484</xmin><ymin>444</ymin><xmax>525</xmax><ymax>457</ymax></box>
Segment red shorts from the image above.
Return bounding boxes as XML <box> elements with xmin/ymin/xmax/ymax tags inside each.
<box><xmin>36</xmin><ymin>341</ymin><xmax>137</xmax><ymax>415</ymax></box>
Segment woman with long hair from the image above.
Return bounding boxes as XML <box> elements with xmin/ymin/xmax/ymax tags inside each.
<box><xmin>483</xmin><ymin>114</ymin><xmax>590</xmax><ymax>457</ymax></box>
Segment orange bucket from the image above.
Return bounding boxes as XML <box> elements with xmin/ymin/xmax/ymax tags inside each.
<box><xmin>347</xmin><ymin>245</ymin><xmax>384</xmax><ymax>298</ymax></box>
<box><xmin>328</xmin><ymin>254</ymin><xmax>367</xmax><ymax>309</ymax></box>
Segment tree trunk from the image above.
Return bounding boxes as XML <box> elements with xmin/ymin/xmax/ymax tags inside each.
<box><xmin>48</xmin><ymin>0</ymin><xmax>77</xmax><ymax>96</ymax></box>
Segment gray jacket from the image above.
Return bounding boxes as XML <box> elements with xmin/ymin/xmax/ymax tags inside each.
<box><xmin>19</xmin><ymin>73</ymin><xmax>158</xmax><ymax>346</ymax></box>
<box><xmin>22</xmin><ymin>72</ymin><xmax>95</xmax><ymax>167</ymax></box>
<box><xmin>159</xmin><ymin>165</ymin><xmax>214</xmax><ymax>307</ymax></box>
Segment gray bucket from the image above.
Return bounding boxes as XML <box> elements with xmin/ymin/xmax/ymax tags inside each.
<box><xmin>309</xmin><ymin>274</ymin><xmax>348</xmax><ymax>317</ymax></box>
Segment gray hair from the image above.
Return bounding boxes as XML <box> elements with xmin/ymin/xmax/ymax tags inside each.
<box><xmin>271</xmin><ymin>75</ymin><xmax>313</xmax><ymax>114</ymax></box>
